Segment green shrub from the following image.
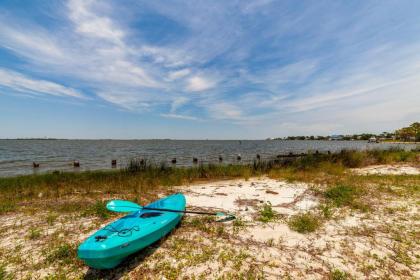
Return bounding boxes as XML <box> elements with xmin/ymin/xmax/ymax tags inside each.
<box><xmin>46</xmin><ymin>243</ymin><xmax>76</xmax><ymax>264</ymax></box>
<box><xmin>0</xmin><ymin>263</ymin><xmax>14</xmax><ymax>280</ymax></box>
<box><xmin>0</xmin><ymin>202</ymin><xmax>16</xmax><ymax>215</ymax></box>
<box><xmin>339</xmin><ymin>150</ymin><xmax>365</xmax><ymax>168</ymax></box>
<box><xmin>319</xmin><ymin>204</ymin><xmax>333</xmax><ymax>219</ymax></box>
<box><xmin>258</xmin><ymin>202</ymin><xmax>277</xmax><ymax>223</ymax></box>
<box><xmin>83</xmin><ymin>201</ymin><xmax>109</xmax><ymax>219</ymax></box>
<box><xmin>46</xmin><ymin>213</ymin><xmax>58</xmax><ymax>226</ymax></box>
<box><xmin>325</xmin><ymin>185</ymin><xmax>359</xmax><ymax>207</ymax></box>
<box><xmin>27</xmin><ymin>227</ymin><xmax>42</xmax><ymax>240</ymax></box>
<box><xmin>288</xmin><ymin>212</ymin><xmax>320</xmax><ymax>233</ymax></box>
<box><xmin>329</xmin><ymin>269</ymin><xmax>349</xmax><ymax>280</ymax></box>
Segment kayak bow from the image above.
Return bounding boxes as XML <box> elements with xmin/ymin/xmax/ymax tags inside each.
<box><xmin>77</xmin><ymin>193</ymin><xmax>186</xmax><ymax>269</ymax></box>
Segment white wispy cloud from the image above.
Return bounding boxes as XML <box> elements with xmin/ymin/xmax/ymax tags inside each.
<box><xmin>0</xmin><ymin>24</ymin><xmax>65</xmax><ymax>63</ymax></box>
<box><xmin>207</xmin><ymin>102</ymin><xmax>243</xmax><ymax>120</ymax></box>
<box><xmin>167</xmin><ymin>69</ymin><xmax>191</xmax><ymax>81</ymax></box>
<box><xmin>0</xmin><ymin>68</ymin><xmax>84</xmax><ymax>99</ymax></box>
<box><xmin>170</xmin><ymin>96</ymin><xmax>189</xmax><ymax>113</ymax></box>
<box><xmin>160</xmin><ymin>113</ymin><xmax>199</xmax><ymax>121</ymax></box>
<box><xmin>68</xmin><ymin>0</ymin><xmax>124</xmax><ymax>44</ymax></box>
<box><xmin>186</xmin><ymin>76</ymin><xmax>217</xmax><ymax>92</ymax></box>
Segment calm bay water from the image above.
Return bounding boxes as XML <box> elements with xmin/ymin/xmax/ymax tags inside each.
<box><xmin>0</xmin><ymin>139</ymin><xmax>417</xmax><ymax>177</ymax></box>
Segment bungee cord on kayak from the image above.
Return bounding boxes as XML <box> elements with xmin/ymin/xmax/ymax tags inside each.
<box><xmin>104</xmin><ymin>225</ymin><xmax>140</xmax><ymax>237</ymax></box>
<box><xmin>78</xmin><ymin>194</ymin><xmax>235</xmax><ymax>269</ymax></box>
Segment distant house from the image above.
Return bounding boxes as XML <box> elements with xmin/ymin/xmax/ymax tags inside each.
<box><xmin>330</xmin><ymin>135</ymin><xmax>343</xmax><ymax>141</ymax></box>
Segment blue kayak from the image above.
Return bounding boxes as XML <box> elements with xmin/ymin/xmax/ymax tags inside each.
<box><xmin>78</xmin><ymin>193</ymin><xmax>186</xmax><ymax>269</ymax></box>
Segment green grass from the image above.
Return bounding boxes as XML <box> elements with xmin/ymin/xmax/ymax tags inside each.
<box><xmin>324</xmin><ymin>185</ymin><xmax>361</xmax><ymax>207</ymax></box>
<box><xmin>0</xmin><ymin>202</ymin><xmax>15</xmax><ymax>215</ymax></box>
<box><xmin>0</xmin><ymin>263</ymin><xmax>14</xmax><ymax>280</ymax></box>
<box><xmin>0</xmin><ymin>149</ymin><xmax>417</xmax><ymax>214</ymax></box>
<box><xmin>27</xmin><ymin>227</ymin><xmax>42</xmax><ymax>240</ymax></box>
<box><xmin>257</xmin><ymin>202</ymin><xmax>278</xmax><ymax>223</ymax></box>
<box><xmin>46</xmin><ymin>243</ymin><xmax>77</xmax><ymax>265</ymax></box>
<box><xmin>329</xmin><ymin>269</ymin><xmax>350</xmax><ymax>280</ymax></box>
<box><xmin>82</xmin><ymin>201</ymin><xmax>110</xmax><ymax>219</ymax></box>
<box><xmin>288</xmin><ymin>212</ymin><xmax>321</xmax><ymax>233</ymax></box>
<box><xmin>46</xmin><ymin>213</ymin><xmax>58</xmax><ymax>226</ymax></box>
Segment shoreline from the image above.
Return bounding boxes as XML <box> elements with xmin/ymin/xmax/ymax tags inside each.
<box><xmin>1</xmin><ymin>141</ymin><xmax>418</xmax><ymax>178</ymax></box>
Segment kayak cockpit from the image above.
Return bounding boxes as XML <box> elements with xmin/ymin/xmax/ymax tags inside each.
<box><xmin>78</xmin><ymin>193</ymin><xmax>186</xmax><ymax>269</ymax></box>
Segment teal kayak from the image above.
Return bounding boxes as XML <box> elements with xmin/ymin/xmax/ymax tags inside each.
<box><xmin>78</xmin><ymin>193</ymin><xmax>186</xmax><ymax>269</ymax></box>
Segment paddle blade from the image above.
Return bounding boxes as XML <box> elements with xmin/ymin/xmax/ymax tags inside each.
<box><xmin>106</xmin><ymin>200</ymin><xmax>142</xmax><ymax>213</ymax></box>
<box><xmin>215</xmin><ymin>212</ymin><xmax>236</xmax><ymax>221</ymax></box>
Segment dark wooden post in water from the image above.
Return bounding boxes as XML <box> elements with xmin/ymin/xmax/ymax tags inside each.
<box><xmin>237</xmin><ymin>154</ymin><xmax>241</xmax><ymax>161</ymax></box>
<box><xmin>33</xmin><ymin>162</ymin><xmax>39</xmax><ymax>168</ymax></box>
<box><xmin>111</xmin><ymin>159</ymin><xmax>117</xmax><ymax>167</ymax></box>
<box><xmin>193</xmin><ymin>157</ymin><xmax>198</xmax><ymax>164</ymax></box>
<box><xmin>219</xmin><ymin>155</ymin><xmax>223</xmax><ymax>162</ymax></box>
<box><xmin>256</xmin><ymin>154</ymin><xmax>261</xmax><ymax>160</ymax></box>
<box><xmin>171</xmin><ymin>158</ymin><xmax>177</xmax><ymax>164</ymax></box>
<box><xmin>73</xmin><ymin>161</ymin><xmax>80</xmax><ymax>167</ymax></box>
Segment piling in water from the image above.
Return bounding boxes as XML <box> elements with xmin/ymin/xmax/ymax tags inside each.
<box><xmin>111</xmin><ymin>159</ymin><xmax>117</xmax><ymax>167</ymax></box>
<box><xmin>256</xmin><ymin>154</ymin><xmax>261</xmax><ymax>160</ymax></box>
<box><xmin>73</xmin><ymin>161</ymin><xmax>80</xmax><ymax>167</ymax></box>
<box><xmin>219</xmin><ymin>156</ymin><xmax>223</xmax><ymax>162</ymax></box>
<box><xmin>193</xmin><ymin>157</ymin><xmax>198</xmax><ymax>164</ymax></box>
<box><xmin>237</xmin><ymin>155</ymin><xmax>241</xmax><ymax>161</ymax></box>
<box><xmin>32</xmin><ymin>162</ymin><xmax>39</xmax><ymax>168</ymax></box>
<box><xmin>171</xmin><ymin>158</ymin><xmax>177</xmax><ymax>164</ymax></box>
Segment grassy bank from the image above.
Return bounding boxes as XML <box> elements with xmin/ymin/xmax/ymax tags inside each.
<box><xmin>0</xmin><ymin>148</ymin><xmax>418</xmax><ymax>212</ymax></box>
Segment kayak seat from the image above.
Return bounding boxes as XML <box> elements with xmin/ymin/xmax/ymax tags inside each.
<box><xmin>140</xmin><ymin>212</ymin><xmax>163</xmax><ymax>218</ymax></box>
<box><xmin>95</xmin><ymin>235</ymin><xmax>107</xmax><ymax>242</ymax></box>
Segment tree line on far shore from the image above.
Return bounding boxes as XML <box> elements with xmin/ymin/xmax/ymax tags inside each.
<box><xmin>273</xmin><ymin>122</ymin><xmax>420</xmax><ymax>142</ymax></box>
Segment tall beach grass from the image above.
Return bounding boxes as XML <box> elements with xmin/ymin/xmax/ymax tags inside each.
<box><xmin>0</xmin><ymin>148</ymin><xmax>418</xmax><ymax>213</ymax></box>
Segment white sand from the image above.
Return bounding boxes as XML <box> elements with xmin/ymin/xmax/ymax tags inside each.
<box><xmin>352</xmin><ymin>164</ymin><xmax>419</xmax><ymax>175</ymax></box>
<box><xmin>184</xmin><ymin>177</ymin><xmax>317</xmax><ymax>217</ymax></box>
<box><xmin>182</xmin><ymin>178</ymin><xmax>318</xmax><ymax>247</ymax></box>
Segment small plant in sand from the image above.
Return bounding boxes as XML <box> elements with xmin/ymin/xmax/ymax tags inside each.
<box><xmin>288</xmin><ymin>212</ymin><xmax>320</xmax><ymax>233</ymax></box>
<box><xmin>324</xmin><ymin>184</ymin><xmax>360</xmax><ymax>207</ymax></box>
<box><xmin>83</xmin><ymin>201</ymin><xmax>110</xmax><ymax>219</ymax></box>
<box><xmin>324</xmin><ymin>184</ymin><xmax>371</xmax><ymax>212</ymax></box>
<box><xmin>46</xmin><ymin>243</ymin><xmax>77</xmax><ymax>265</ymax></box>
<box><xmin>232</xmin><ymin>218</ymin><xmax>246</xmax><ymax>233</ymax></box>
<box><xmin>257</xmin><ymin>202</ymin><xmax>278</xmax><ymax>223</ymax></box>
<box><xmin>46</xmin><ymin>213</ymin><xmax>58</xmax><ymax>226</ymax></box>
<box><xmin>27</xmin><ymin>227</ymin><xmax>42</xmax><ymax>240</ymax></box>
<box><xmin>0</xmin><ymin>263</ymin><xmax>14</xmax><ymax>280</ymax></box>
<box><xmin>0</xmin><ymin>202</ymin><xmax>15</xmax><ymax>215</ymax></box>
<box><xmin>329</xmin><ymin>268</ymin><xmax>349</xmax><ymax>280</ymax></box>
<box><xmin>319</xmin><ymin>204</ymin><xmax>334</xmax><ymax>219</ymax></box>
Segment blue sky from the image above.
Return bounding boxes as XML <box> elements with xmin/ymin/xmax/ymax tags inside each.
<box><xmin>0</xmin><ymin>0</ymin><xmax>419</xmax><ymax>139</ymax></box>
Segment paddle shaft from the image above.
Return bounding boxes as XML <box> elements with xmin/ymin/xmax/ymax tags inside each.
<box><xmin>142</xmin><ymin>207</ymin><xmax>220</xmax><ymax>216</ymax></box>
